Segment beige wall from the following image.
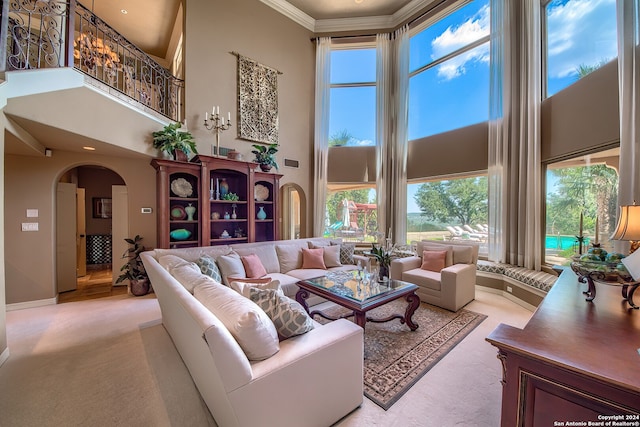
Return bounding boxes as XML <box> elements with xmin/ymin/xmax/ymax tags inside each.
<box><xmin>184</xmin><ymin>0</ymin><xmax>315</xmax><ymax>236</ymax></box>
<box><xmin>4</xmin><ymin>151</ymin><xmax>157</xmax><ymax>304</ymax></box>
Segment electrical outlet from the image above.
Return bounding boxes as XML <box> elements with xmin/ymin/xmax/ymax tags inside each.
<box><xmin>507</xmin><ymin>285</ymin><xmax>513</xmax><ymax>293</ymax></box>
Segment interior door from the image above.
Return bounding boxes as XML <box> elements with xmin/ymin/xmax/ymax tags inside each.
<box><xmin>56</xmin><ymin>182</ymin><xmax>77</xmax><ymax>293</ymax></box>
<box><xmin>112</xmin><ymin>185</ymin><xmax>128</xmax><ymax>286</ymax></box>
<box><xmin>76</xmin><ymin>188</ymin><xmax>87</xmax><ymax>277</ymax></box>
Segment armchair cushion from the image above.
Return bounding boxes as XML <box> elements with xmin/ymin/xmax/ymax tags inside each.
<box><xmin>421</xmin><ymin>250</ymin><xmax>447</xmax><ymax>272</ymax></box>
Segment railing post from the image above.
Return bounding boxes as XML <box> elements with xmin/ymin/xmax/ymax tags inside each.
<box><xmin>66</xmin><ymin>0</ymin><xmax>76</xmax><ymax>68</ymax></box>
<box><xmin>0</xmin><ymin>0</ymin><xmax>10</xmax><ymax>73</ymax></box>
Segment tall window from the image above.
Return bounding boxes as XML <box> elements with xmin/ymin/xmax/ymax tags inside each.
<box><xmin>408</xmin><ymin>0</ymin><xmax>490</xmax><ymax>140</ymax></box>
<box><xmin>544</xmin><ymin>0</ymin><xmax>617</xmax><ymax>98</ymax></box>
<box><xmin>545</xmin><ymin>149</ymin><xmax>619</xmax><ymax>265</ymax></box>
<box><xmin>325</xmin><ymin>46</ymin><xmax>378</xmax><ymax>243</ymax></box>
<box><xmin>406</xmin><ymin>175</ymin><xmax>488</xmax><ymax>253</ymax></box>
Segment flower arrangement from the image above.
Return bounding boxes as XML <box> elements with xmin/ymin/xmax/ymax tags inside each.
<box><xmin>370</xmin><ymin>241</ymin><xmax>398</xmax><ymax>279</ymax></box>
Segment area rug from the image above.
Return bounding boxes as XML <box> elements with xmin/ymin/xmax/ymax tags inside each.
<box><xmin>320</xmin><ymin>300</ymin><xmax>487</xmax><ymax>410</ymax></box>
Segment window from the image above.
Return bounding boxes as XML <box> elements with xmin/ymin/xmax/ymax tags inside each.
<box><xmin>408</xmin><ymin>0</ymin><xmax>490</xmax><ymax>140</ymax></box>
<box><xmin>407</xmin><ymin>175</ymin><xmax>488</xmax><ymax>254</ymax></box>
<box><xmin>544</xmin><ymin>0</ymin><xmax>617</xmax><ymax>98</ymax></box>
<box><xmin>545</xmin><ymin>148</ymin><xmax>619</xmax><ymax>265</ymax></box>
<box><xmin>325</xmin><ymin>186</ymin><xmax>378</xmax><ymax>243</ymax></box>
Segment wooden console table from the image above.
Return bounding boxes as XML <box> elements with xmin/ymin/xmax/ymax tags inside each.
<box><xmin>486</xmin><ymin>268</ymin><xmax>640</xmax><ymax>426</ymax></box>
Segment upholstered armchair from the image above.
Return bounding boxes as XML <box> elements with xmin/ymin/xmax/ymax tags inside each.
<box><xmin>390</xmin><ymin>241</ymin><xmax>479</xmax><ymax>311</ymax></box>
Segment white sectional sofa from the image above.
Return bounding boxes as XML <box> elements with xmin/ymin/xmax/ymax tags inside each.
<box><xmin>140</xmin><ymin>237</ymin><xmax>366</xmax><ymax>427</ymax></box>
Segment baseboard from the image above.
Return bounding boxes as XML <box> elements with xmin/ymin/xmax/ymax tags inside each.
<box><xmin>6</xmin><ymin>296</ymin><xmax>58</xmax><ymax>311</ymax></box>
<box><xmin>0</xmin><ymin>347</ymin><xmax>9</xmax><ymax>367</ymax></box>
<box><xmin>476</xmin><ymin>284</ymin><xmax>537</xmax><ymax>312</ymax></box>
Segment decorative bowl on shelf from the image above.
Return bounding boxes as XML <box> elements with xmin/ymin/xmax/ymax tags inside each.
<box><xmin>169</xmin><ymin>228</ymin><xmax>192</xmax><ymax>241</ymax></box>
<box><xmin>254</xmin><ymin>184</ymin><xmax>269</xmax><ymax>202</ymax></box>
<box><xmin>170</xmin><ymin>205</ymin><xmax>186</xmax><ymax>220</ymax></box>
<box><xmin>170</xmin><ymin>178</ymin><xmax>193</xmax><ymax>198</ymax></box>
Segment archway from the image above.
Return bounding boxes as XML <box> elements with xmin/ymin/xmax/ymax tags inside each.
<box><xmin>56</xmin><ymin>165</ymin><xmax>127</xmax><ymax>302</ymax></box>
<box><xmin>280</xmin><ymin>183</ymin><xmax>307</xmax><ymax>240</ymax></box>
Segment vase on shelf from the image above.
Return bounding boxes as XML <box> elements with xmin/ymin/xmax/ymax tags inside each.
<box><xmin>257</xmin><ymin>206</ymin><xmax>267</xmax><ymax>220</ymax></box>
<box><xmin>219</xmin><ymin>178</ymin><xmax>229</xmax><ymax>198</ymax></box>
<box><xmin>231</xmin><ymin>205</ymin><xmax>237</xmax><ymax>219</ymax></box>
<box><xmin>185</xmin><ymin>203</ymin><xmax>196</xmax><ymax>221</ymax></box>
<box><xmin>224</xmin><ymin>211</ymin><xmax>230</xmax><ymax>220</ymax></box>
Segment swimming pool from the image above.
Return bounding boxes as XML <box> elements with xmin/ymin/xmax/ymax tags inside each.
<box><xmin>545</xmin><ymin>235</ymin><xmax>590</xmax><ymax>251</ymax></box>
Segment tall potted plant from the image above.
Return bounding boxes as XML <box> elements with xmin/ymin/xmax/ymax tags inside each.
<box><xmin>116</xmin><ymin>235</ymin><xmax>150</xmax><ymax>296</ymax></box>
<box><xmin>370</xmin><ymin>242</ymin><xmax>397</xmax><ymax>280</ymax></box>
<box><xmin>152</xmin><ymin>122</ymin><xmax>198</xmax><ymax>161</ymax></box>
<box><xmin>251</xmin><ymin>143</ymin><xmax>279</xmax><ymax>172</ymax></box>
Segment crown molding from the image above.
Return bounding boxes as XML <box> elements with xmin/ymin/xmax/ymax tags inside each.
<box><xmin>259</xmin><ymin>0</ymin><xmax>315</xmax><ymax>31</ymax></box>
<box><xmin>261</xmin><ymin>0</ymin><xmax>439</xmax><ymax>33</ymax></box>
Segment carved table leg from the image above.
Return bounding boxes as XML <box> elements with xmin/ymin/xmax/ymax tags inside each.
<box><xmin>622</xmin><ymin>283</ymin><xmax>639</xmax><ymax>309</ymax></box>
<box><xmin>403</xmin><ymin>292</ymin><xmax>420</xmax><ymax>331</ymax></box>
<box><xmin>295</xmin><ymin>289</ymin><xmax>310</xmax><ymax>313</ymax></box>
<box><xmin>583</xmin><ymin>275</ymin><xmax>596</xmax><ymax>301</ymax></box>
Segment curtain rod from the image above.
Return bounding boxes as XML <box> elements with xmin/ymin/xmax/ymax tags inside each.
<box><xmin>229</xmin><ymin>51</ymin><xmax>283</xmax><ymax>75</ymax></box>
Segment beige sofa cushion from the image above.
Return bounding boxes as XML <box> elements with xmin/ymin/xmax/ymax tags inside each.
<box><xmin>194</xmin><ymin>281</ymin><xmax>279</xmax><ymax>361</ymax></box>
<box><xmin>233</xmin><ymin>244</ymin><xmax>280</xmax><ymax>274</ymax></box>
<box><xmin>452</xmin><ymin>245</ymin><xmax>473</xmax><ymax>264</ymax></box>
<box><xmin>171</xmin><ymin>262</ymin><xmax>219</xmax><ymax>293</ymax></box>
<box><xmin>217</xmin><ymin>253</ymin><xmax>246</xmax><ymax>285</ymax></box>
<box><xmin>276</xmin><ymin>243</ymin><xmax>304</xmax><ymax>273</ymax></box>
<box><xmin>402</xmin><ymin>268</ymin><xmax>442</xmax><ymax>291</ymax></box>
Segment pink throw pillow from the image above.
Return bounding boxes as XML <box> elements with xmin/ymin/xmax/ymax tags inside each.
<box><xmin>301</xmin><ymin>248</ymin><xmax>327</xmax><ymax>269</ymax></box>
<box><xmin>421</xmin><ymin>250</ymin><xmax>447</xmax><ymax>272</ymax></box>
<box><xmin>241</xmin><ymin>254</ymin><xmax>268</xmax><ymax>278</ymax></box>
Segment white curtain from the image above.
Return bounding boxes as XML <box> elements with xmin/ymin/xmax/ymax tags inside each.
<box><xmin>616</xmin><ymin>0</ymin><xmax>640</xmax><ymax>206</ymax></box>
<box><xmin>389</xmin><ymin>25</ymin><xmax>410</xmax><ymax>244</ymax></box>
<box><xmin>313</xmin><ymin>37</ymin><xmax>332</xmax><ymax>237</ymax></box>
<box><xmin>376</xmin><ymin>33</ymin><xmax>391</xmax><ymax>241</ymax></box>
<box><xmin>488</xmin><ymin>0</ymin><xmax>542</xmax><ymax>269</ymax></box>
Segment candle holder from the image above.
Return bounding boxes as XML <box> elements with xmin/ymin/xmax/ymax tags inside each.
<box><xmin>204</xmin><ymin>108</ymin><xmax>232</xmax><ymax>157</ymax></box>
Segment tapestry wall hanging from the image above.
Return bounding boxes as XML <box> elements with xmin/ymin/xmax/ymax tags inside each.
<box><xmin>234</xmin><ymin>52</ymin><xmax>280</xmax><ymax>145</ymax></box>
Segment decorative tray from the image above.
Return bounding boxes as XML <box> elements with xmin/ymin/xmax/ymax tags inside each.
<box><xmin>254</xmin><ymin>184</ymin><xmax>269</xmax><ymax>202</ymax></box>
<box><xmin>170</xmin><ymin>205</ymin><xmax>186</xmax><ymax>220</ymax></box>
<box><xmin>171</xmin><ymin>178</ymin><xmax>193</xmax><ymax>198</ymax></box>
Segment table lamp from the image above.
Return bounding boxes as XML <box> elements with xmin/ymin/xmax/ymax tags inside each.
<box><xmin>611</xmin><ymin>204</ymin><xmax>640</xmax><ymax>254</ymax></box>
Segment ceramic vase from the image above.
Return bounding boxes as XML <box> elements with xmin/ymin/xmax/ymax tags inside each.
<box><xmin>257</xmin><ymin>206</ymin><xmax>267</xmax><ymax>220</ymax></box>
<box><xmin>185</xmin><ymin>203</ymin><xmax>196</xmax><ymax>221</ymax></box>
<box><xmin>219</xmin><ymin>178</ymin><xmax>229</xmax><ymax>198</ymax></box>
<box><xmin>231</xmin><ymin>207</ymin><xmax>237</xmax><ymax>219</ymax></box>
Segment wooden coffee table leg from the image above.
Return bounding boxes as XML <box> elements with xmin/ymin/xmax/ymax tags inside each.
<box><xmin>295</xmin><ymin>289</ymin><xmax>310</xmax><ymax>313</ymax></box>
<box><xmin>354</xmin><ymin>311</ymin><xmax>366</xmax><ymax>328</ymax></box>
<box><xmin>404</xmin><ymin>292</ymin><xmax>420</xmax><ymax>331</ymax></box>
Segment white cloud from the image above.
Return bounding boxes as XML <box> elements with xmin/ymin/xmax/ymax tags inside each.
<box><xmin>431</xmin><ymin>4</ymin><xmax>490</xmax><ymax>81</ymax></box>
<box><xmin>547</xmin><ymin>0</ymin><xmax>617</xmax><ymax>79</ymax></box>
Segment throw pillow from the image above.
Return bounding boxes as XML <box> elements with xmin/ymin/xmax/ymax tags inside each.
<box><xmin>275</xmin><ymin>243</ymin><xmax>304</xmax><ymax>273</ymax></box>
<box><xmin>452</xmin><ymin>245</ymin><xmax>473</xmax><ymax>264</ymax></box>
<box><xmin>332</xmin><ymin>242</ymin><xmax>355</xmax><ymax>265</ymax></box>
<box><xmin>196</xmin><ymin>255</ymin><xmax>222</xmax><ymax>283</ymax></box>
<box><xmin>322</xmin><ymin>244</ymin><xmax>342</xmax><ymax>268</ymax></box>
<box><xmin>249</xmin><ymin>287</ymin><xmax>315</xmax><ymax>339</ymax></box>
<box><xmin>216</xmin><ymin>252</ymin><xmax>246</xmax><ymax>286</ymax></box>
<box><xmin>301</xmin><ymin>248</ymin><xmax>326</xmax><ymax>269</ymax></box>
<box><xmin>418</xmin><ymin>242</ymin><xmax>454</xmax><ymax>267</ymax></box>
<box><xmin>241</xmin><ymin>253</ymin><xmax>268</xmax><ymax>278</ymax></box>
<box><xmin>230</xmin><ymin>279</ymin><xmax>281</xmax><ymax>298</ymax></box>
<box><xmin>421</xmin><ymin>250</ymin><xmax>447</xmax><ymax>272</ymax></box>
<box><xmin>194</xmin><ymin>282</ymin><xmax>279</xmax><ymax>361</ymax></box>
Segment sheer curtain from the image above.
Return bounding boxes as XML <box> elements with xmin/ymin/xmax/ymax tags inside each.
<box><xmin>616</xmin><ymin>0</ymin><xmax>640</xmax><ymax>206</ymax></box>
<box><xmin>389</xmin><ymin>25</ymin><xmax>410</xmax><ymax>244</ymax></box>
<box><xmin>488</xmin><ymin>0</ymin><xmax>542</xmax><ymax>269</ymax></box>
<box><xmin>376</xmin><ymin>33</ymin><xmax>391</xmax><ymax>241</ymax></box>
<box><xmin>313</xmin><ymin>37</ymin><xmax>332</xmax><ymax>237</ymax></box>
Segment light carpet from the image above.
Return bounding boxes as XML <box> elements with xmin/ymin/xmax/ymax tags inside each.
<box><xmin>321</xmin><ymin>300</ymin><xmax>487</xmax><ymax>410</ymax></box>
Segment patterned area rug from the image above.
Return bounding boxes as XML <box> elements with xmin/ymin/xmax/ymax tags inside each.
<box><xmin>320</xmin><ymin>300</ymin><xmax>487</xmax><ymax>410</ymax></box>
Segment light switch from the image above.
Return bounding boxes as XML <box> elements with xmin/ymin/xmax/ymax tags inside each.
<box><xmin>141</xmin><ymin>207</ymin><xmax>153</xmax><ymax>214</ymax></box>
<box><xmin>26</xmin><ymin>209</ymin><xmax>39</xmax><ymax>218</ymax></box>
<box><xmin>22</xmin><ymin>222</ymin><xmax>39</xmax><ymax>231</ymax></box>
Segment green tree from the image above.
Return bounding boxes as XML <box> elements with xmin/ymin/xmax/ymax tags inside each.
<box><xmin>414</xmin><ymin>177</ymin><xmax>487</xmax><ymax>226</ymax></box>
<box><xmin>547</xmin><ymin>164</ymin><xmax>618</xmax><ymax>237</ymax></box>
<box><xmin>575</xmin><ymin>59</ymin><xmax>610</xmax><ymax>79</ymax></box>
<box><xmin>326</xmin><ymin>189</ymin><xmax>372</xmax><ymax>229</ymax></box>
<box><xmin>329</xmin><ymin>129</ymin><xmax>352</xmax><ymax>147</ymax></box>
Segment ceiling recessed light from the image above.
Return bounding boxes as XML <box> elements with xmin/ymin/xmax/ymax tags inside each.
<box><xmin>83</xmin><ymin>146</ymin><xmax>96</xmax><ymax>151</ymax></box>
<box><xmin>120</xmin><ymin>9</ymin><xmax>128</xmax><ymax>14</ymax></box>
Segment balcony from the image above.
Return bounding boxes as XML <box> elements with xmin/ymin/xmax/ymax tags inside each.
<box><xmin>0</xmin><ymin>0</ymin><xmax>183</xmax><ymax>121</ymax></box>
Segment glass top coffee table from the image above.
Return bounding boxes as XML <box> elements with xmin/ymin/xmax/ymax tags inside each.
<box><xmin>296</xmin><ymin>271</ymin><xmax>420</xmax><ymax>330</ymax></box>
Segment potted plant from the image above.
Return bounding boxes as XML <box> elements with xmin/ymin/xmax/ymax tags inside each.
<box><xmin>251</xmin><ymin>143</ymin><xmax>279</xmax><ymax>172</ymax></box>
<box><xmin>152</xmin><ymin>122</ymin><xmax>198</xmax><ymax>161</ymax></box>
<box><xmin>116</xmin><ymin>235</ymin><xmax>150</xmax><ymax>296</ymax></box>
<box><xmin>370</xmin><ymin>242</ymin><xmax>397</xmax><ymax>280</ymax></box>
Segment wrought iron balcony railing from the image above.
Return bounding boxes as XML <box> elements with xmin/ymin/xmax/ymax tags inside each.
<box><xmin>0</xmin><ymin>0</ymin><xmax>183</xmax><ymax>121</ymax></box>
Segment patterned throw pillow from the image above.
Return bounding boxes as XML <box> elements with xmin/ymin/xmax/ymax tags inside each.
<box><xmin>249</xmin><ymin>288</ymin><xmax>315</xmax><ymax>339</ymax></box>
<box><xmin>196</xmin><ymin>256</ymin><xmax>222</xmax><ymax>283</ymax></box>
<box><xmin>333</xmin><ymin>242</ymin><xmax>355</xmax><ymax>265</ymax></box>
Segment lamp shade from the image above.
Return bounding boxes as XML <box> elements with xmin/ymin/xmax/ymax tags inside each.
<box><xmin>611</xmin><ymin>205</ymin><xmax>640</xmax><ymax>241</ymax></box>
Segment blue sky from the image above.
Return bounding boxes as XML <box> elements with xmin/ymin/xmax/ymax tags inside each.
<box><xmin>328</xmin><ymin>0</ymin><xmax>617</xmax><ymax>213</ymax></box>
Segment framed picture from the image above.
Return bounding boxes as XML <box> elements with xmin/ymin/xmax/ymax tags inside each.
<box><xmin>93</xmin><ymin>197</ymin><xmax>112</xmax><ymax>219</ymax></box>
